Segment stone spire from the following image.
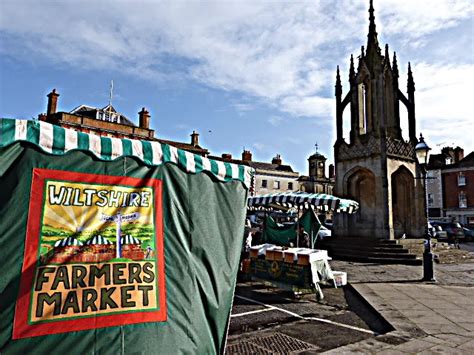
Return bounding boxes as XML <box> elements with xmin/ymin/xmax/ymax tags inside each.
<box><xmin>349</xmin><ymin>54</ymin><xmax>356</xmax><ymax>84</ymax></box>
<box><xmin>384</xmin><ymin>44</ymin><xmax>391</xmax><ymax>68</ymax></box>
<box><xmin>392</xmin><ymin>51</ymin><xmax>399</xmax><ymax>78</ymax></box>
<box><xmin>335</xmin><ymin>65</ymin><xmax>342</xmax><ymax>97</ymax></box>
<box><xmin>407</xmin><ymin>62</ymin><xmax>415</xmax><ymax>93</ymax></box>
<box><xmin>366</xmin><ymin>0</ymin><xmax>381</xmax><ymax>59</ymax></box>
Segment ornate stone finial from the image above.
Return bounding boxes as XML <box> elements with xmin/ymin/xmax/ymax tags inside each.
<box><xmin>335</xmin><ymin>65</ymin><xmax>342</xmax><ymax>97</ymax></box>
<box><xmin>407</xmin><ymin>62</ymin><xmax>415</xmax><ymax>92</ymax></box>
<box><xmin>349</xmin><ymin>54</ymin><xmax>356</xmax><ymax>82</ymax></box>
<box><xmin>392</xmin><ymin>51</ymin><xmax>399</xmax><ymax>78</ymax></box>
<box><xmin>384</xmin><ymin>44</ymin><xmax>390</xmax><ymax>68</ymax></box>
<box><xmin>361</xmin><ymin>45</ymin><xmax>365</xmax><ymax>57</ymax></box>
<box><xmin>367</xmin><ymin>0</ymin><xmax>380</xmax><ymax>55</ymax></box>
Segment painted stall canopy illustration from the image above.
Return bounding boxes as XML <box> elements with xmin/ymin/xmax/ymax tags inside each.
<box><xmin>13</xmin><ymin>169</ymin><xmax>166</xmax><ymax>339</ymax></box>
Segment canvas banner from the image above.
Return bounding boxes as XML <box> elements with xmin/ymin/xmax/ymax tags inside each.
<box><xmin>0</xmin><ymin>142</ymin><xmax>247</xmax><ymax>354</ymax></box>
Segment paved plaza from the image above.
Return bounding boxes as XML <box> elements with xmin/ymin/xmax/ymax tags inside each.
<box><xmin>322</xmin><ymin>260</ymin><xmax>474</xmax><ymax>353</ymax></box>
<box><xmin>228</xmin><ymin>255</ymin><xmax>474</xmax><ymax>354</ymax></box>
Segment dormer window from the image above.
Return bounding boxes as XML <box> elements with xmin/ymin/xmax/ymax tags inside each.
<box><xmin>458</xmin><ymin>172</ymin><xmax>466</xmax><ymax>186</ymax></box>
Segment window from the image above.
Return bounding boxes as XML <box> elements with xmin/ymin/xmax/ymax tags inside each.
<box><xmin>458</xmin><ymin>173</ymin><xmax>466</xmax><ymax>186</ymax></box>
<box><xmin>288</xmin><ymin>182</ymin><xmax>293</xmax><ymax>190</ymax></box>
<box><xmin>459</xmin><ymin>192</ymin><xmax>467</xmax><ymax>208</ymax></box>
<box><xmin>428</xmin><ymin>193</ymin><xmax>434</xmax><ymax>207</ymax></box>
<box><xmin>261</xmin><ymin>180</ymin><xmax>267</xmax><ymax>188</ymax></box>
<box><xmin>358</xmin><ymin>83</ymin><xmax>368</xmax><ymax>134</ymax></box>
<box><xmin>273</xmin><ymin>181</ymin><xmax>280</xmax><ymax>189</ymax></box>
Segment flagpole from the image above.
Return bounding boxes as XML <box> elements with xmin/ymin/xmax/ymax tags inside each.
<box><xmin>109</xmin><ymin>80</ymin><xmax>113</xmax><ymax>121</ymax></box>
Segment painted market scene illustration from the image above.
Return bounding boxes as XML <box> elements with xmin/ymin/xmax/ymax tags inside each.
<box><xmin>1</xmin><ymin>0</ymin><xmax>474</xmax><ymax>354</ymax></box>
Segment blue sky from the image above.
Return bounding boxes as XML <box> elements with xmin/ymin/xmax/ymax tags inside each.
<box><xmin>0</xmin><ymin>0</ymin><xmax>472</xmax><ymax>173</ymax></box>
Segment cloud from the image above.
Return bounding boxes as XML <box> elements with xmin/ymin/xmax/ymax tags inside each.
<box><xmin>408</xmin><ymin>62</ymin><xmax>474</xmax><ymax>153</ymax></box>
<box><xmin>0</xmin><ymin>0</ymin><xmax>472</xmax><ymax>127</ymax></box>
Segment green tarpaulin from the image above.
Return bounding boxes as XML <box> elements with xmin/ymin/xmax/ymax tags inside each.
<box><xmin>264</xmin><ymin>210</ymin><xmax>322</xmax><ymax>247</ymax></box>
<box><xmin>0</xmin><ymin>119</ymin><xmax>252</xmax><ymax>354</ymax></box>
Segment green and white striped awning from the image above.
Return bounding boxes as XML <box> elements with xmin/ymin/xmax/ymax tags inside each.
<box><xmin>248</xmin><ymin>191</ymin><xmax>359</xmax><ymax>214</ymax></box>
<box><xmin>54</xmin><ymin>237</ymin><xmax>83</xmax><ymax>247</ymax></box>
<box><xmin>121</xmin><ymin>235</ymin><xmax>141</xmax><ymax>245</ymax></box>
<box><xmin>0</xmin><ymin>118</ymin><xmax>253</xmax><ymax>188</ymax></box>
<box><xmin>85</xmin><ymin>235</ymin><xmax>113</xmax><ymax>245</ymax></box>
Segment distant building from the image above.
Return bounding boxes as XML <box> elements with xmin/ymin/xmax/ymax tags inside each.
<box><xmin>38</xmin><ymin>89</ymin><xmax>209</xmax><ymax>156</ymax></box>
<box><xmin>427</xmin><ymin>147</ymin><xmax>474</xmax><ymax>226</ymax></box>
<box><xmin>298</xmin><ymin>152</ymin><xmax>335</xmax><ymax>194</ymax></box>
<box><xmin>210</xmin><ymin>150</ymin><xmax>299</xmax><ymax>196</ymax></box>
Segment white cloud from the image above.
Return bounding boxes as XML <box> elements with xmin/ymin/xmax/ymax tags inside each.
<box><xmin>409</xmin><ymin>62</ymin><xmax>474</xmax><ymax>153</ymax></box>
<box><xmin>268</xmin><ymin>115</ymin><xmax>283</xmax><ymax>126</ymax></box>
<box><xmin>0</xmin><ymin>0</ymin><xmax>472</xmax><ymax>130</ymax></box>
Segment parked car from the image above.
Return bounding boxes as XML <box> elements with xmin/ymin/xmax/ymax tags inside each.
<box><xmin>462</xmin><ymin>227</ymin><xmax>474</xmax><ymax>242</ymax></box>
<box><xmin>431</xmin><ymin>221</ymin><xmax>466</xmax><ymax>243</ymax></box>
<box><xmin>428</xmin><ymin>223</ymin><xmax>448</xmax><ymax>240</ymax></box>
<box><xmin>317</xmin><ymin>225</ymin><xmax>332</xmax><ymax>240</ymax></box>
<box><xmin>323</xmin><ymin>219</ymin><xmax>333</xmax><ymax>230</ymax></box>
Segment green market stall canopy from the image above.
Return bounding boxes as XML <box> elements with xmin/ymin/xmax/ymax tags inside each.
<box><xmin>0</xmin><ymin>118</ymin><xmax>253</xmax><ymax>188</ymax></box>
<box><xmin>248</xmin><ymin>191</ymin><xmax>359</xmax><ymax>214</ymax></box>
<box><xmin>0</xmin><ymin>118</ymin><xmax>252</xmax><ymax>353</ymax></box>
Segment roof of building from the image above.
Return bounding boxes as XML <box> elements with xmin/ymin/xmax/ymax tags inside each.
<box><xmin>70</xmin><ymin>104</ymin><xmax>135</xmax><ymax>126</ymax></box>
<box><xmin>247</xmin><ymin>161</ymin><xmax>295</xmax><ymax>173</ymax></box>
<box><xmin>209</xmin><ymin>155</ymin><xmax>299</xmax><ymax>178</ymax></box>
<box><xmin>457</xmin><ymin>152</ymin><xmax>474</xmax><ymax>167</ymax></box>
<box><xmin>158</xmin><ymin>138</ymin><xmax>209</xmax><ymax>156</ymax></box>
<box><xmin>308</xmin><ymin>152</ymin><xmax>326</xmax><ymax>161</ymax></box>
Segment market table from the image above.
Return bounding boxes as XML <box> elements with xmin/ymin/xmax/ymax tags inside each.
<box><xmin>248</xmin><ymin>244</ymin><xmax>335</xmax><ymax>300</ymax></box>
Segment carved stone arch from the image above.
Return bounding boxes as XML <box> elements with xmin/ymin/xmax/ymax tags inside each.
<box><xmin>343</xmin><ymin>167</ymin><xmax>376</xmax><ymax>237</ymax></box>
<box><xmin>391</xmin><ymin>165</ymin><xmax>414</xmax><ymax>238</ymax></box>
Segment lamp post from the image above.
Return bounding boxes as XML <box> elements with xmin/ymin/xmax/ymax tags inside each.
<box><xmin>415</xmin><ymin>133</ymin><xmax>435</xmax><ymax>282</ymax></box>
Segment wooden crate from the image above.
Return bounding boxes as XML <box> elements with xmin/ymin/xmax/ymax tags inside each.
<box><xmin>250</xmin><ymin>249</ymin><xmax>259</xmax><ymax>259</ymax></box>
<box><xmin>273</xmin><ymin>250</ymin><xmax>284</xmax><ymax>261</ymax></box>
<box><xmin>284</xmin><ymin>252</ymin><xmax>295</xmax><ymax>263</ymax></box>
<box><xmin>297</xmin><ymin>254</ymin><xmax>310</xmax><ymax>266</ymax></box>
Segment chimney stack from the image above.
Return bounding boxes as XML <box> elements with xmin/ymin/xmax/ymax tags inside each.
<box><xmin>329</xmin><ymin>164</ymin><xmax>335</xmax><ymax>179</ymax></box>
<box><xmin>138</xmin><ymin>107</ymin><xmax>150</xmax><ymax>129</ymax></box>
<box><xmin>242</xmin><ymin>150</ymin><xmax>252</xmax><ymax>162</ymax></box>
<box><xmin>272</xmin><ymin>154</ymin><xmax>282</xmax><ymax>165</ymax></box>
<box><xmin>47</xmin><ymin>89</ymin><xmax>59</xmax><ymax>117</ymax></box>
<box><xmin>190</xmin><ymin>131</ymin><xmax>199</xmax><ymax>146</ymax></box>
<box><xmin>454</xmin><ymin>147</ymin><xmax>464</xmax><ymax>163</ymax></box>
<box><xmin>221</xmin><ymin>153</ymin><xmax>232</xmax><ymax>160</ymax></box>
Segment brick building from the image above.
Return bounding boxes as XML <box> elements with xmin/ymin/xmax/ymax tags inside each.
<box><xmin>427</xmin><ymin>147</ymin><xmax>474</xmax><ymax>226</ymax></box>
<box><xmin>38</xmin><ymin>89</ymin><xmax>209</xmax><ymax>156</ymax></box>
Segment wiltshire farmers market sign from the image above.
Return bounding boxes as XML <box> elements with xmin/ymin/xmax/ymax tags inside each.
<box><xmin>13</xmin><ymin>169</ymin><xmax>166</xmax><ymax>339</ymax></box>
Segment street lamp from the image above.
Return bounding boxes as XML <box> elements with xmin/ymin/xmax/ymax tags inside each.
<box><xmin>415</xmin><ymin>133</ymin><xmax>435</xmax><ymax>282</ymax></box>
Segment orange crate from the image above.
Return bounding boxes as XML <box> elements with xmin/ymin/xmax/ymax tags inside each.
<box><xmin>265</xmin><ymin>250</ymin><xmax>275</xmax><ymax>261</ymax></box>
<box><xmin>297</xmin><ymin>254</ymin><xmax>310</xmax><ymax>266</ymax></box>
<box><xmin>250</xmin><ymin>249</ymin><xmax>259</xmax><ymax>259</ymax></box>
<box><xmin>273</xmin><ymin>251</ymin><xmax>284</xmax><ymax>261</ymax></box>
<box><xmin>284</xmin><ymin>252</ymin><xmax>295</xmax><ymax>263</ymax></box>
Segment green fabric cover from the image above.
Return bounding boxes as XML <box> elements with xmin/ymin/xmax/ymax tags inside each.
<box><xmin>264</xmin><ymin>210</ymin><xmax>322</xmax><ymax>247</ymax></box>
<box><xmin>0</xmin><ymin>143</ymin><xmax>247</xmax><ymax>354</ymax></box>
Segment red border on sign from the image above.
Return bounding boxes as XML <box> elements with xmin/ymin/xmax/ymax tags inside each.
<box><xmin>12</xmin><ymin>168</ymin><xmax>167</xmax><ymax>339</ymax></box>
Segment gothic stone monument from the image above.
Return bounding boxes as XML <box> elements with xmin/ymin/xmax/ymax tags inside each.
<box><xmin>334</xmin><ymin>1</ymin><xmax>425</xmax><ymax>240</ymax></box>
